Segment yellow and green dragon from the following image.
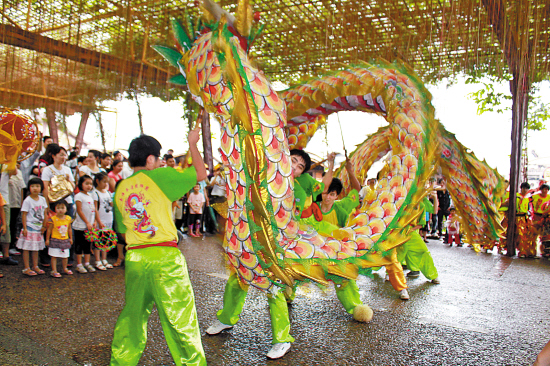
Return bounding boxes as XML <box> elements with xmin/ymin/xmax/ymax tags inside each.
<box><xmin>154</xmin><ymin>0</ymin><xmax>505</xmax><ymax>295</ymax></box>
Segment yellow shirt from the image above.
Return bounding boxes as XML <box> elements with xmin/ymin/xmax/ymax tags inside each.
<box><xmin>532</xmin><ymin>194</ymin><xmax>550</xmax><ymax>214</ymax></box>
<box><xmin>321</xmin><ymin>209</ymin><xmax>339</xmax><ymax>227</ymax></box>
<box><xmin>51</xmin><ymin>215</ymin><xmax>72</xmax><ymax>240</ymax></box>
<box><xmin>516</xmin><ymin>193</ymin><xmax>530</xmax><ymax>214</ymax></box>
<box><xmin>115</xmin><ymin>167</ymin><xmax>196</xmax><ymax>247</ymax></box>
<box><xmin>499</xmin><ymin>191</ymin><xmax>509</xmax><ymax>212</ymax></box>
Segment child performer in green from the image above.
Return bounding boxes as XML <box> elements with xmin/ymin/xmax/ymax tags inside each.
<box><xmin>397</xmin><ymin>197</ymin><xmax>440</xmax><ymax>284</ymax></box>
<box><xmin>110</xmin><ymin>127</ymin><xmax>207</xmax><ymax>366</ymax></box>
<box><xmin>206</xmin><ymin>149</ymin><xmax>339</xmax><ymax>360</ymax></box>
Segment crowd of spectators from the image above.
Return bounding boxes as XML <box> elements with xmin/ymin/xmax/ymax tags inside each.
<box><xmin>0</xmin><ymin>136</ymin><xmax>227</xmax><ymax>278</ymax></box>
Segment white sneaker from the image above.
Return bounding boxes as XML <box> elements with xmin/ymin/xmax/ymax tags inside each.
<box><xmin>9</xmin><ymin>249</ymin><xmax>21</xmax><ymax>255</ymax></box>
<box><xmin>399</xmin><ymin>289</ymin><xmax>410</xmax><ymax>300</ymax></box>
<box><xmin>206</xmin><ymin>319</ymin><xmax>233</xmax><ymax>335</ymax></box>
<box><xmin>431</xmin><ymin>277</ymin><xmax>440</xmax><ymax>284</ymax></box>
<box><xmin>266</xmin><ymin>342</ymin><xmax>291</xmax><ymax>359</ymax></box>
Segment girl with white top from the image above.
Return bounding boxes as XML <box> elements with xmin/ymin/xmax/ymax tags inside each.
<box><xmin>73</xmin><ymin>175</ymin><xmax>96</xmax><ymax>274</ymax></box>
<box><xmin>17</xmin><ymin>178</ymin><xmax>47</xmax><ymax>276</ymax></box>
<box><xmin>93</xmin><ymin>172</ymin><xmax>115</xmax><ymax>270</ymax></box>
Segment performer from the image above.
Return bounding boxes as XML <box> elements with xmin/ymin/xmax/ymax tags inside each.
<box><xmin>301</xmin><ymin>160</ymin><xmax>377</xmax><ymax>310</ymax></box>
<box><xmin>494</xmin><ymin>180</ymin><xmax>510</xmax><ymax>254</ymax></box>
<box><xmin>515</xmin><ymin>182</ymin><xmax>537</xmax><ymax>258</ymax></box>
<box><xmin>110</xmin><ymin>127</ymin><xmax>207</xmax><ymax>366</ymax></box>
<box><xmin>398</xmin><ymin>197</ymin><xmax>440</xmax><ymax>284</ymax></box>
<box><xmin>532</xmin><ymin>184</ymin><xmax>550</xmax><ymax>256</ymax></box>
<box><xmin>206</xmin><ymin>150</ymin><xmax>358</xmax><ymax>360</ymax></box>
<box><xmin>303</xmin><ymin>161</ymin><xmax>409</xmax><ymax>301</ymax></box>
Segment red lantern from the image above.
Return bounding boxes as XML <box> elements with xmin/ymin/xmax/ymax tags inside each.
<box><xmin>0</xmin><ymin>108</ymin><xmax>40</xmax><ymax>171</ymax></box>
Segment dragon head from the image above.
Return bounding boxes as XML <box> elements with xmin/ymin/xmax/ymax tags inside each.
<box><xmin>152</xmin><ymin>0</ymin><xmax>264</xmax><ymax>88</ymax></box>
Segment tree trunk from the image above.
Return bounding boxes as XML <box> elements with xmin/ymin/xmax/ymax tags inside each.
<box><xmin>201</xmin><ymin>110</ymin><xmax>214</xmax><ymax>175</ymax></box>
<box><xmin>506</xmin><ymin>73</ymin><xmax>530</xmax><ymax>256</ymax></box>
<box><xmin>45</xmin><ymin>108</ymin><xmax>58</xmax><ymax>143</ymax></box>
<box><xmin>75</xmin><ymin>109</ymin><xmax>89</xmax><ymax>152</ymax></box>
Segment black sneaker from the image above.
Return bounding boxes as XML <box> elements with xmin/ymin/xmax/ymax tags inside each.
<box><xmin>407</xmin><ymin>271</ymin><xmax>420</xmax><ymax>278</ymax></box>
<box><xmin>2</xmin><ymin>257</ymin><xmax>18</xmax><ymax>265</ymax></box>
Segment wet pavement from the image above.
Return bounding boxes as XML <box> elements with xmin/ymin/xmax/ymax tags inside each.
<box><xmin>1</xmin><ymin>235</ymin><xmax>549</xmax><ymax>365</ymax></box>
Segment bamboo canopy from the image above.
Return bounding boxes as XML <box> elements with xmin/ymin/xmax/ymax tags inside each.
<box><xmin>1</xmin><ymin>0</ymin><xmax>549</xmax><ymax>252</ymax></box>
<box><xmin>0</xmin><ymin>0</ymin><xmax>548</xmax><ymax>113</ymax></box>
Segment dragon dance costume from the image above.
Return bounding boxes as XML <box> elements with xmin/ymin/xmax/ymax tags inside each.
<box><xmin>213</xmin><ymin>175</ymin><xmax>368</xmax><ymax>345</ymax></box>
<box><xmin>513</xmin><ymin>193</ymin><xmax>537</xmax><ymax>258</ymax></box>
<box><xmin>532</xmin><ymin>192</ymin><xmax>550</xmax><ymax>256</ymax></box>
<box><xmin>397</xmin><ymin>199</ymin><xmax>439</xmax><ymax>281</ymax></box>
<box><xmin>110</xmin><ymin>167</ymin><xmax>206</xmax><ymax>366</ymax></box>
<box><xmin>151</xmin><ymin>0</ymin><xmax>506</xmax><ymax>358</ymax></box>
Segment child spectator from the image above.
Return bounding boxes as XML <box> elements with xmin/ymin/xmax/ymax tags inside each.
<box><xmin>73</xmin><ymin>175</ymin><xmax>96</xmax><ymax>273</ymax></box>
<box><xmin>188</xmin><ymin>184</ymin><xmax>206</xmax><ymax>237</ymax></box>
<box><xmin>93</xmin><ymin>172</ymin><xmax>114</xmax><ymax>270</ymax></box>
<box><xmin>445</xmin><ymin>207</ymin><xmax>461</xmax><ymax>246</ymax></box>
<box><xmin>28</xmin><ymin>166</ymin><xmax>40</xmax><ymax>183</ymax></box>
<box><xmin>17</xmin><ymin>178</ymin><xmax>47</xmax><ymax>276</ymax></box>
<box><xmin>45</xmin><ymin>201</ymin><xmax>73</xmax><ymax>277</ymax></box>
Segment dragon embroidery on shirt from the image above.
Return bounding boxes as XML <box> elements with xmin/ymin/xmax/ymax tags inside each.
<box><xmin>126</xmin><ymin>192</ymin><xmax>157</xmax><ymax>237</ymax></box>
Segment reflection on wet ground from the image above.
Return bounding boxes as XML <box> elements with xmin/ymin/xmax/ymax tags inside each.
<box><xmin>1</xmin><ymin>235</ymin><xmax>549</xmax><ymax>365</ymax></box>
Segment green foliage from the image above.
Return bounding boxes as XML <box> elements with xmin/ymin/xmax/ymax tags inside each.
<box><xmin>466</xmin><ymin>76</ymin><xmax>548</xmax><ymax>132</ymax></box>
<box><xmin>467</xmin><ymin>82</ymin><xmax>512</xmax><ymax>115</ymax></box>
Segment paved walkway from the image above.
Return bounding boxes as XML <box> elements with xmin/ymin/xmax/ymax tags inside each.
<box><xmin>0</xmin><ymin>235</ymin><xmax>548</xmax><ymax>365</ymax></box>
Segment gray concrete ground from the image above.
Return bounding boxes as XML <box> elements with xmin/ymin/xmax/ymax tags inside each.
<box><xmin>0</xmin><ymin>234</ymin><xmax>549</xmax><ymax>365</ymax></box>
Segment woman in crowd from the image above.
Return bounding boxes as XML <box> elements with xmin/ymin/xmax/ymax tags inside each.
<box><xmin>108</xmin><ymin>160</ymin><xmax>123</xmax><ymax>193</ymax></box>
<box><xmin>79</xmin><ymin>150</ymin><xmax>103</xmax><ymax>179</ymax></box>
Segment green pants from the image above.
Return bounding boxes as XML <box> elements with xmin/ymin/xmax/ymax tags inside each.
<box><xmin>217</xmin><ymin>274</ymin><xmax>362</xmax><ymax>343</ymax></box>
<box><xmin>110</xmin><ymin>247</ymin><xmax>206</xmax><ymax>366</ymax></box>
<box><xmin>217</xmin><ymin>273</ymin><xmax>294</xmax><ymax>344</ymax></box>
<box><xmin>397</xmin><ymin>231</ymin><xmax>438</xmax><ymax>280</ymax></box>
<box><xmin>335</xmin><ymin>279</ymin><xmax>363</xmax><ymax>314</ymax></box>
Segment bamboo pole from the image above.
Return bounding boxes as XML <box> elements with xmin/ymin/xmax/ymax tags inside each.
<box><xmin>201</xmin><ymin>110</ymin><xmax>214</xmax><ymax>176</ymax></box>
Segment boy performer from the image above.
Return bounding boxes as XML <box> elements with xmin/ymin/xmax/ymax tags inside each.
<box><xmin>110</xmin><ymin>128</ymin><xmax>207</xmax><ymax>366</ymax></box>
<box><xmin>206</xmin><ymin>149</ymin><xmax>337</xmax><ymax>360</ymax></box>
<box><xmin>532</xmin><ymin>184</ymin><xmax>550</xmax><ymax>256</ymax></box>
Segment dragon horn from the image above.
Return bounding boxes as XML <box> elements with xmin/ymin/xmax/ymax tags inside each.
<box><xmin>201</xmin><ymin>0</ymin><xmax>236</xmax><ymax>26</ymax></box>
<box><xmin>234</xmin><ymin>0</ymin><xmax>253</xmax><ymax>37</ymax></box>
